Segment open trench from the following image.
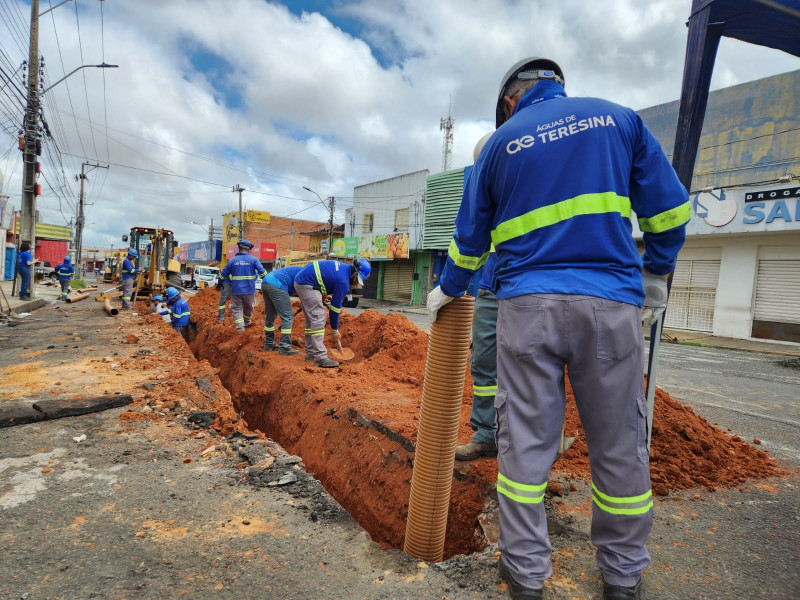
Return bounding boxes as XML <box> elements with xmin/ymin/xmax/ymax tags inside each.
<box><xmin>181</xmin><ymin>289</ymin><xmax>787</xmax><ymax>560</ymax></box>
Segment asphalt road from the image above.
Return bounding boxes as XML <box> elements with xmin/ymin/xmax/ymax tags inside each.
<box><xmin>651</xmin><ymin>343</ymin><xmax>800</xmax><ymax>468</ymax></box>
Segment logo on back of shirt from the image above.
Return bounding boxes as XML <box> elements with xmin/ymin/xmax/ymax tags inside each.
<box><xmin>506</xmin><ymin>135</ymin><xmax>536</xmax><ymax>154</ymax></box>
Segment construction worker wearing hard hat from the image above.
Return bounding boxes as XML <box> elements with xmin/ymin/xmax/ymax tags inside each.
<box><xmin>294</xmin><ymin>258</ymin><xmax>370</xmax><ymax>368</ymax></box>
<box><xmin>261</xmin><ymin>266</ymin><xmax>302</xmax><ymax>355</ymax></box>
<box><xmin>219</xmin><ymin>240</ymin><xmax>265</xmax><ymax>332</ymax></box>
<box><xmin>429</xmin><ymin>58</ymin><xmax>690</xmax><ymax>600</ymax></box>
<box><xmin>455</xmin><ymin>133</ymin><xmax>501</xmax><ymax>462</ymax></box>
<box><xmin>120</xmin><ymin>249</ymin><xmax>140</xmax><ymax>310</ymax></box>
<box><xmin>164</xmin><ymin>287</ymin><xmax>190</xmax><ymax>340</ymax></box>
<box><xmin>216</xmin><ymin>271</ymin><xmax>231</xmax><ymax>322</ymax></box>
<box><xmin>54</xmin><ymin>256</ymin><xmax>75</xmax><ymax>301</ymax></box>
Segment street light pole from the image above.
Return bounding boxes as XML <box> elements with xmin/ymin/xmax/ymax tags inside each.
<box><xmin>233</xmin><ymin>185</ymin><xmax>245</xmax><ymax>241</ymax></box>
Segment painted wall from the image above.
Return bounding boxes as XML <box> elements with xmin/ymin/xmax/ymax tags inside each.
<box><xmin>350</xmin><ymin>170</ymin><xmax>429</xmax><ymax>252</ymax></box>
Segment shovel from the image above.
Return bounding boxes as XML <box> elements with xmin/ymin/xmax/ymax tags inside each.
<box><xmin>329</xmin><ymin>338</ymin><xmax>354</xmax><ymax>362</ymax></box>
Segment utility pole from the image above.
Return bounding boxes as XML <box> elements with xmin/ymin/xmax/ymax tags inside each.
<box><xmin>233</xmin><ymin>185</ymin><xmax>245</xmax><ymax>241</ymax></box>
<box><xmin>75</xmin><ymin>162</ymin><xmax>108</xmax><ymax>275</ymax></box>
<box><xmin>208</xmin><ymin>218</ymin><xmax>214</xmax><ymax>247</ymax></box>
<box><xmin>327</xmin><ymin>196</ymin><xmax>335</xmax><ymax>256</ymax></box>
<box><xmin>289</xmin><ymin>220</ymin><xmax>294</xmax><ymax>251</ymax></box>
<box><xmin>20</xmin><ymin>0</ymin><xmax>40</xmax><ymax>297</ymax></box>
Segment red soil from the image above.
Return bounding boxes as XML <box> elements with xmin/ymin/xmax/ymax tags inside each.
<box><xmin>183</xmin><ymin>289</ymin><xmax>785</xmax><ymax>557</ymax></box>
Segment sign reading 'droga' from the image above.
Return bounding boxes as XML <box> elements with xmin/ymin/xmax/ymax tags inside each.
<box><xmin>745</xmin><ymin>186</ymin><xmax>800</xmax><ymax>202</ymax></box>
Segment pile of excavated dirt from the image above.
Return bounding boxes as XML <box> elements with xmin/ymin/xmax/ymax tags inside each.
<box><xmin>183</xmin><ymin>289</ymin><xmax>785</xmax><ymax>557</ymax></box>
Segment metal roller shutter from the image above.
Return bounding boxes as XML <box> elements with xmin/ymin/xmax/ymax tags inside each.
<box><xmin>754</xmin><ymin>259</ymin><xmax>800</xmax><ymax>324</ymax></box>
<box><xmin>383</xmin><ymin>259</ymin><xmax>413</xmax><ymax>302</ymax></box>
<box><xmin>664</xmin><ymin>259</ymin><xmax>720</xmax><ymax>332</ymax></box>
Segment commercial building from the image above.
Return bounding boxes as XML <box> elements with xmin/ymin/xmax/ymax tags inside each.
<box><xmin>640</xmin><ymin>70</ymin><xmax>800</xmax><ymax>343</ymax></box>
<box><xmin>344</xmin><ymin>170</ymin><xmax>428</xmax><ymax>303</ymax></box>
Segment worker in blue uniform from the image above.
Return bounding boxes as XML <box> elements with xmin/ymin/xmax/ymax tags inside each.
<box><xmin>216</xmin><ymin>271</ymin><xmax>231</xmax><ymax>322</ymax></box>
<box><xmin>120</xmin><ymin>249</ymin><xmax>139</xmax><ymax>310</ymax></box>
<box><xmin>16</xmin><ymin>241</ymin><xmax>36</xmax><ymax>300</ymax></box>
<box><xmin>261</xmin><ymin>265</ymin><xmax>302</xmax><ymax>355</ymax></box>
<box><xmin>219</xmin><ymin>240</ymin><xmax>265</xmax><ymax>332</ymax></box>
<box><xmin>294</xmin><ymin>258</ymin><xmax>371</xmax><ymax>368</ymax></box>
<box><xmin>428</xmin><ymin>58</ymin><xmax>690</xmax><ymax>600</ymax></box>
<box><xmin>54</xmin><ymin>256</ymin><xmax>75</xmax><ymax>301</ymax></box>
<box><xmin>165</xmin><ymin>287</ymin><xmax>190</xmax><ymax>340</ymax></box>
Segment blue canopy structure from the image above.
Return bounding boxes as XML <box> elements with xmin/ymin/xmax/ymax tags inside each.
<box><xmin>672</xmin><ymin>0</ymin><xmax>800</xmax><ymax>191</ymax></box>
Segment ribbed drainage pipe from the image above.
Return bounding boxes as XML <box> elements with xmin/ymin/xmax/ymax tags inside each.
<box><xmin>404</xmin><ymin>295</ymin><xmax>474</xmax><ymax>562</ymax></box>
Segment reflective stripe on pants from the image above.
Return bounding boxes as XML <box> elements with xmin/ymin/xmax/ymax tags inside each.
<box><xmin>295</xmin><ymin>283</ymin><xmax>328</xmax><ymax>360</ymax></box>
<box><xmin>469</xmin><ymin>288</ymin><xmax>499</xmax><ymax>444</ymax></box>
<box><xmin>496</xmin><ymin>294</ymin><xmax>651</xmax><ymax>589</ymax></box>
<box><xmin>262</xmin><ymin>283</ymin><xmax>295</xmax><ymax>349</ymax></box>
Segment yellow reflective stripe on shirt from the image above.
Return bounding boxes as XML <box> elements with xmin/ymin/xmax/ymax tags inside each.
<box><xmin>448</xmin><ymin>239</ymin><xmax>489</xmax><ymax>271</ymax></box>
<box><xmin>497</xmin><ymin>472</ymin><xmax>547</xmax><ymax>504</ymax></box>
<box><xmin>491</xmin><ymin>192</ymin><xmax>632</xmax><ymax>246</ymax></box>
<box><xmin>230</xmin><ymin>275</ymin><xmax>257</xmax><ymax>280</ymax></box>
<box><xmin>637</xmin><ymin>200</ymin><xmax>691</xmax><ymax>233</ymax></box>
<box><xmin>329</xmin><ymin>305</ymin><xmax>341</xmax><ymax>314</ymax></box>
<box><xmin>313</xmin><ymin>262</ymin><xmax>327</xmax><ymax>296</ymax></box>
<box><xmin>473</xmin><ymin>385</ymin><xmax>497</xmax><ymax>396</ymax></box>
<box><xmin>591</xmin><ymin>482</ymin><xmax>653</xmax><ymax>515</ymax></box>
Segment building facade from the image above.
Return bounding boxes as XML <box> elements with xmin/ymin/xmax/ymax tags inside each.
<box><xmin>345</xmin><ymin>169</ymin><xmax>428</xmax><ymax>303</ymax></box>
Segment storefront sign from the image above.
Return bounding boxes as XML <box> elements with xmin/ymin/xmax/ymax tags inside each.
<box><xmin>357</xmin><ymin>233</ymin><xmax>409</xmax><ymax>259</ymax></box>
<box><xmin>331</xmin><ymin>237</ymin><xmax>359</xmax><ymax>257</ymax></box>
<box><xmin>693</xmin><ymin>189</ymin><xmax>737</xmax><ymax>227</ymax></box>
<box><xmin>246</xmin><ymin>210</ymin><xmax>271</xmax><ymax>224</ymax></box>
<box><xmin>178</xmin><ymin>243</ymin><xmax>189</xmax><ymax>263</ymax></box>
<box><xmin>225</xmin><ymin>242</ymin><xmax>276</xmax><ymax>261</ymax></box>
<box><xmin>745</xmin><ymin>186</ymin><xmax>800</xmax><ymax>202</ymax></box>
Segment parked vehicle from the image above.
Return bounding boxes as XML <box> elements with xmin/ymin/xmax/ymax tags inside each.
<box><xmin>192</xmin><ymin>265</ymin><xmax>219</xmax><ymax>289</ymax></box>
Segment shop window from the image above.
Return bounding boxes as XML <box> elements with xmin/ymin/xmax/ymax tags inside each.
<box><xmin>394</xmin><ymin>208</ymin><xmax>409</xmax><ymax>231</ymax></box>
<box><xmin>363</xmin><ymin>213</ymin><xmax>374</xmax><ymax>233</ymax></box>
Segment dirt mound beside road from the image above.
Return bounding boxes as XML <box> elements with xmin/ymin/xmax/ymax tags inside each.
<box><xmin>185</xmin><ymin>289</ymin><xmax>785</xmax><ymax>556</ymax></box>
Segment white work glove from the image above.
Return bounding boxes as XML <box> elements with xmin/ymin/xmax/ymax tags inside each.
<box><xmin>331</xmin><ymin>329</ymin><xmax>341</xmax><ymax>342</ymax></box>
<box><xmin>427</xmin><ymin>286</ymin><xmax>454</xmax><ymax>323</ymax></box>
<box><xmin>641</xmin><ymin>270</ymin><xmax>669</xmax><ymax>327</ymax></box>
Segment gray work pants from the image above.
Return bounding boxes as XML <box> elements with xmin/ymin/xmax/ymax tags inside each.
<box><xmin>469</xmin><ymin>289</ymin><xmax>499</xmax><ymax>444</ymax></box>
<box><xmin>120</xmin><ymin>278</ymin><xmax>134</xmax><ymax>308</ymax></box>
<box><xmin>496</xmin><ymin>294</ymin><xmax>651</xmax><ymax>589</ymax></box>
<box><xmin>262</xmin><ymin>283</ymin><xmax>294</xmax><ymax>349</ymax></box>
<box><xmin>59</xmin><ymin>279</ymin><xmax>71</xmax><ymax>299</ymax></box>
<box><xmin>295</xmin><ymin>283</ymin><xmax>328</xmax><ymax>360</ymax></box>
<box><xmin>218</xmin><ymin>282</ymin><xmax>231</xmax><ymax>317</ymax></box>
<box><xmin>230</xmin><ymin>294</ymin><xmax>254</xmax><ymax>332</ymax></box>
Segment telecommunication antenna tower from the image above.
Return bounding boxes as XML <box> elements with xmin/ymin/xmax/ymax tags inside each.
<box><xmin>440</xmin><ymin>98</ymin><xmax>454</xmax><ymax>172</ymax></box>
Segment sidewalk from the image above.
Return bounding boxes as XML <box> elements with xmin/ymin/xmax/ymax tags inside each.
<box><xmin>0</xmin><ymin>278</ymin><xmax>61</xmax><ymax>314</ymax></box>
<box><xmin>357</xmin><ymin>297</ymin><xmax>800</xmax><ymax>358</ymax></box>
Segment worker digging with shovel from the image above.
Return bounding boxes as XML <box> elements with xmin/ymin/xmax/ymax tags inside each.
<box><xmin>294</xmin><ymin>258</ymin><xmax>370</xmax><ymax>368</ymax></box>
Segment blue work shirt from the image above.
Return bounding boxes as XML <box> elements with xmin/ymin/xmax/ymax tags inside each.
<box><xmin>121</xmin><ymin>257</ymin><xmax>138</xmax><ymax>280</ymax></box>
<box><xmin>18</xmin><ymin>250</ymin><xmax>32</xmax><ymax>268</ymax></box>
<box><xmin>167</xmin><ymin>296</ymin><xmax>190</xmax><ymax>328</ymax></box>
<box><xmin>55</xmin><ymin>263</ymin><xmax>74</xmax><ymax>281</ymax></box>
<box><xmin>262</xmin><ymin>266</ymin><xmax>302</xmax><ymax>296</ymax></box>
<box><xmin>220</xmin><ymin>252</ymin><xmax>266</xmax><ymax>295</ymax></box>
<box><xmin>440</xmin><ymin>80</ymin><xmax>689</xmax><ymax>306</ymax></box>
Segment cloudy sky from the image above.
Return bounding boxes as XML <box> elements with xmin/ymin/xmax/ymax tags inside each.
<box><xmin>0</xmin><ymin>0</ymin><xmax>798</xmax><ymax>250</ymax></box>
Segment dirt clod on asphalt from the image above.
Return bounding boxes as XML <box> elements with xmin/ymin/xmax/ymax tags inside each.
<box><xmin>183</xmin><ymin>289</ymin><xmax>785</xmax><ymax>558</ymax></box>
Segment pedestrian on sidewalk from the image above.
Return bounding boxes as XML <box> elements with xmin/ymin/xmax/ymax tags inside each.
<box><xmin>428</xmin><ymin>58</ymin><xmax>690</xmax><ymax>600</ymax></box>
<box><xmin>165</xmin><ymin>287</ymin><xmax>190</xmax><ymax>341</ymax></box>
<box><xmin>261</xmin><ymin>266</ymin><xmax>302</xmax><ymax>355</ymax></box>
<box><xmin>54</xmin><ymin>256</ymin><xmax>75</xmax><ymax>301</ymax></box>
<box><xmin>294</xmin><ymin>258</ymin><xmax>371</xmax><ymax>368</ymax></box>
<box><xmin>219</xmin><ymin>240</ymin><xmax>265</xmax><ymax>333</ymax></box>
<box><xmin>216</xmin><ymin>271</ymin><xmax>231</xmax><ymax>322</ymax></box>
<box><xmin>16</xmin><ymin>241</ymin><xmax>37</xmax><ymax>300</ymax></box>
<box><xmin>120</xmin><ymin>249</ymin><xmax>139</xmax><ymax>310</ymax></box>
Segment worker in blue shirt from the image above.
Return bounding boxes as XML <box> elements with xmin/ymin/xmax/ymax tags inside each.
<box><xmin>16</xmin><ymin>241</ymin><xmax>37</xmax><ymax>300</ymax></box>
<box><xmin>165</xmin><ymin>287</ymin><xmax>190</xmax><ymax>340</ymax></box>
<box><xmin>216</xmin><ymin>271</ymin><xmax>231</xmax><ymax>322</ymax></box>
<box><xmin>54</xmin><ymin>256</ymin><xmax>75</xmax><ymax>301</ymax></box>
<box><xmin>120</xmin><ymin>249</ymin><xmax>139</xmax><ymax>310</ymax></box>
<box><xmin>294</xmin><ymin>258</ymin><xmax>371</xmax><ymax>368</ymax></box>
<box><xmin>428</xmin><ymin>58</ymin><xmax>690</xmax><ymax>600</ymax></box>
<box><xmin>219</xmin><ymin>240</ymin><xmax>265</xmax><ymax>332</ymax></box>
<box><xmin>261</xmin><ymin>265</ymin><xmax>302</xmax><ymax>355</ymax></box>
